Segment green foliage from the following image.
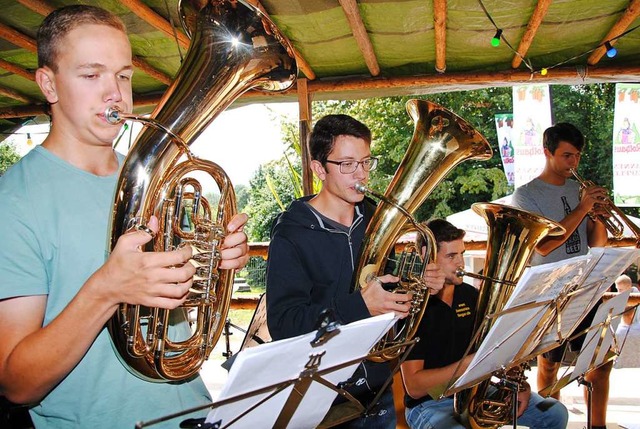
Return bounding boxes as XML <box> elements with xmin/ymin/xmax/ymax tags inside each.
<box><xmin>235</xmin><ymin>184</ymin><xmax>249</xmax><ymax>213</ymax></box>
<box><xmin>244</xmin><ymin>162</ymin><xmax>298</xmax><ymax>241</ymax></box>
<box><xmin>0</xmin><ymin>143</ymin><xmax>20</xmax><ymax>176</ymax></box>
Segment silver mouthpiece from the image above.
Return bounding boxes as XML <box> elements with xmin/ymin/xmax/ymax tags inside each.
<box><xmin>355</xmin><ymin>182</ymin><xmax>368</xmax><ymax>194</ymax></box>
<box><xmin>105</xmin><ymin>107</ymin><xmax>123</xmax><ymax>125</ymax></box>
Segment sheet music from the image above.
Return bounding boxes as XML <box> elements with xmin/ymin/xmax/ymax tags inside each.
<box><xmin>205</xmin><ymin>313</ymin><xmax>397</xmax><ymax>429</ymax></box>
<box><xmin>450</xmin><ymin>302</ymin><xmax>547</xmax><ymax>392</ymax></box>
<box><xmin>448</xmin><ymin>247</ymin><xmax>640</xmax><ymax>395</ymax></box>
<box><xmin>532</xmin><ymin>247</ymin><xmax>640</xmax><ymax>355</ymax></box>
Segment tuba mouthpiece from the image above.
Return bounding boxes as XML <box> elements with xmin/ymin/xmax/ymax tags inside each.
<box><xmin>354</xmin><ymin>182</ymin><xmax>368</xmax><ymax>194</ymax></box>
<box><xmin>105</xmin><ymin>107</ymin><xmax>123</xmax><ymax>125</ymax></box>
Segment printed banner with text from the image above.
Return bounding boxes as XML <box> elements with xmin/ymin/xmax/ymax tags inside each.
<box><xmin>612</xmin><ymin>83</ymin><xmax>640</xmax><ymax>206</ymax></box>
<box><xmin>512</xmin><ymin>85</ymin><xmax>552</xmax><ymax>188</ymax></box>
<box><xmin>495</xmin><ymin>113</ymin><xmax>515</xmax><ymax>187</ymax></box>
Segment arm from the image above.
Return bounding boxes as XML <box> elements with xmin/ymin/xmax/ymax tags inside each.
<box><xmin>401</xmin><ymin>354</ymin><xmax>474</xmax><ymax>400</ymax></box>
<box><xmin>266</xmin><ymin>235</ymin><xmax>371</xmax><ymax>340</ymax></box>
<box><xmin>0</xmin><ymin>217</ymin><xmax>197</xmax><ymax>404</ymax></box>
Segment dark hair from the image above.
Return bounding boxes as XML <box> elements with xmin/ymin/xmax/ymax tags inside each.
<box><xmin>426</xmin><ymin>218</ymin><xmax>466</xmax><ymax>250</ymax></box>
<box><xmin>37</xmin><ymin>5</ymin><xmax>127</xmax><ymax>71</ymax></box>
<box><xmin>308</xmin><ymin>114</ymin><xmax>372</xmax><ymax>164</ymax></box>
<box><xmin>542</xmin><ymin>123</ymin><xmax>585</xmax><ymax>154</ymax></box>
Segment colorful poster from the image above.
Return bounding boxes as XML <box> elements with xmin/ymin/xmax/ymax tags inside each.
<box><xmin>512</xmin><ymin>84</ymin><xmax>552</xmax><ymax>188</ymax></box>
<box><xmin>495</xmin><ymin>113</ymin><xmax>515</xmax><ymax>187</ymax></box>
<box><xmin>612</xmin><ymin>83</ymin><xmax>640</xmax><ymax>206</ymax></box>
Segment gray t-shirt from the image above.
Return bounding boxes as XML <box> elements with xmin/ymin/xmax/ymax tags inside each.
<box><xmin>511</xmin><ymin>178</ymin><xmax>588</xmax><ymax>266</ymax></box>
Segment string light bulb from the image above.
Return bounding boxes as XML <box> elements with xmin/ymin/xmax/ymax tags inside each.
<box><xmin>541</xmin><ymin>68</ymin><xmax>548</xmax><ymax>76</ymax></box>
<box><xmin>605</xmin><ymin>41</ymin><xmax>617</xmax><ymax>58</ymax></box>
<box><xmin>26</xmin><ymin>132</ymin><xmax>33</xmax><ymax>146</ymax></box>
<box><xmin>491</xmin><ymin>29</ymin><xmax>503</xmax><ymax>47</ymax></box>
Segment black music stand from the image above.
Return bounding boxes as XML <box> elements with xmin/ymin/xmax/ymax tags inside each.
<box><xmin>134</xmin><ymin>312</ymin><xmax>401</xmax><ymax>429</ymax></box>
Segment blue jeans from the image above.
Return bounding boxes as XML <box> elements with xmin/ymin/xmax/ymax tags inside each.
<box><xmin>336</xmin><ymin>388</ymin><xmax>396</xmax><ymax>429</ymax></box>
<box><xmin>405</xmin><ymin>393</ymin><xmax>568</xmax><ymax>429</ymax></box>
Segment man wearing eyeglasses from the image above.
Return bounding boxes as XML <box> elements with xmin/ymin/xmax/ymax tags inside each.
<box><xmin>266</xmin><ymin>114</ymin><xmax>445</xmax><ymax>428</ymax></box>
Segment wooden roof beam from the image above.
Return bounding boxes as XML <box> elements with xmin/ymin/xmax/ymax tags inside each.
<box><xmin>588</xmin><ymin>0</ymin><xmax>640</xmax><ymax>65</ymax></box>
<box><xmin>14</xmin><ymin>0</ymin><xmax>173</xmax><ymax>86</ymax></box>
<box><xmin>16</xmin><ymin>0</ymin><xmax>54</xmax><ymax>16</ymax></box>
<box><xmin>339</xmin><ymin>0</ymin><xmax>380</xmax><ymax>76</ymax></box>
<box><xmin>4</xmin><ymin>64</ymin><xmax>640</xmax><ymax>119</ymax></box>
<box><xmin>512</xmin><ymin>0</ymin><xmax>553</xmax><ymax>69</ymax></box>
<box><xmin>0</xmin><ymin>59</ymin><xmax>35</xmax><ymax>81</ymax></box>
<box><xmin>117</xmin><ymin>0</ymin><xmax>190</xmax><ymax>49</ymax></box>
<box><xmin>245</xmin><ymin>0</ymin><xmax>316</xmax><ymax>80</ymax></box>
<box><xmin>0</xmin><ymin>21</ymin><xmax>37</xmax><ymax>51</ymax></box>
<box><xmin>0</xmin><ymin>85</ymin><xmax>34</xmax><ymax>103</ymax></box>
<box><xmin>433</xmin><ymin>0</ymin><xmax>447</xmax><ymax>72</ymax></box>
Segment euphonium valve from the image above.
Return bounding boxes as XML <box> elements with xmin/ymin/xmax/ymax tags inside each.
<box><xmin>353</xmin><ymin>100</ymin><xmax>493</xmax><ymax>362</ymax></box>
<box><xmin>107</xmin><ymin>0</ymin><xmax>296</xmax><ymax>381</ymax></box>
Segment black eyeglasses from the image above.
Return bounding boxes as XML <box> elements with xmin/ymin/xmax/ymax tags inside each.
<box><xmin>325</xmin><ymin>157</ymin><xmax>378</xmax><ymax>174</ymax></box>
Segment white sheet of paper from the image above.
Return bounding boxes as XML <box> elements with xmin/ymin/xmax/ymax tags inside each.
<box><xmin>450</xmin><ymin>247</ymin><xmax>639</xmax><ymax>393</ymax></box>
<box><xmin>205</xmin><ymin>312</ymin><xmax>397</xmax><ymax>429</ymax></box>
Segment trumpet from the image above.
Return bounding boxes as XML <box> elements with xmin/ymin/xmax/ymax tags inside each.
<box><xmin>570</xmin><ymin>168</ymin><xmax>640</xmax><ymax>247</ymax></box>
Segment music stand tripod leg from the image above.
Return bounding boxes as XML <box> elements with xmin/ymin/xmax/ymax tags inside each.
<box><xmin>577</xmin><ymin>376</ymin><xmax>593</xmax><ymax>429</ymax></box>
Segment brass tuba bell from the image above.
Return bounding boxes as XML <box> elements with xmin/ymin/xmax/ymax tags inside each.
<box><xmin>353</xmin><ymin>100</ymin><xmax>493</xmax><ymax>362</ymax></box>
<box><xmin>454</xmin><ymin>203</ymin><xmax>565</xmax><ymax>428</ymax></box>
<box><xmin>107</xmin><ymin>0</ymin><xmax>296</xmax><ymax>381</ymax></box>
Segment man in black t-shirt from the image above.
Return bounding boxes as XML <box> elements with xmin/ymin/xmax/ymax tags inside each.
<box><xmin>400</xmin><ymin>219</ymin><xmax>568</xmax><ymax>429</ymax></box>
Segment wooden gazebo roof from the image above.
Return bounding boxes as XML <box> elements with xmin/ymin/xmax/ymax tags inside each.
<box><xmin>1</xmin><ymin>0</ymin><xmax>639</xmax><ymax>135</ymax></box>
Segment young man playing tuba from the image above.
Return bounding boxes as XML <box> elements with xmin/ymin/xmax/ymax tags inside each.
<box><xmin>401</xmin><ymin>219</ymin><xmax>569</xmax><ymax>429</ymax></box>
<box><xmin>0</xmin><ymin>6</ymin><xmax>249</xmax><ymax>428</ymax></box>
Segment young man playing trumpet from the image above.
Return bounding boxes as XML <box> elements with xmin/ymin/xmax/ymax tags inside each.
<box><xmin>512</xmin><ymin>122</ymin><xmax>611</xmax><ymax>429</ymax></box>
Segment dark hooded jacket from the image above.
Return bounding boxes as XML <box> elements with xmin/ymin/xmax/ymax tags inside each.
<box><xmin>266</xmin><ymin>195</ymin><xmax>391</xmax><ymax>400</ymax></box>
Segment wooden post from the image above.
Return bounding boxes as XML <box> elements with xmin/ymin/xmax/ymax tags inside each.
<box><xmin>298</xmin><ymin>78</ymin><xmax>314</xmax><ymax>196</ymax></box>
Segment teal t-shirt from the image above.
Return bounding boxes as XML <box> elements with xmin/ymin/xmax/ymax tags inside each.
<box><xmin>0</xmin><ymin>146</ymin><xmax>211</xmax><ymax>428</ymax></box>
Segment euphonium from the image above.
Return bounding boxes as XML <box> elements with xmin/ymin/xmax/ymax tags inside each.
<box><xmin>570</xmin><ymin>168</ymin><xmax>640</xmax><ymax>248</ymax></box>
<box><xmin>454</xmin><ymin>203</ymin><xmax>565</xmax><ymax>428</ymax></box>
<box><xmin>354</xmin><ymin>100</ymin><xmax>493</xmax><ymax>362</ymax></box>
<box><xmin>107</xmin><ymin>0</ymin><xmax>296</xmax><ymax>381</ymax></box>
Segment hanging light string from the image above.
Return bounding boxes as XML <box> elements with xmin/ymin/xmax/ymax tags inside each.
<box><xmin>476</xmin><ymin>0</ymin><xmax>535</xmax><ymax>73</ymax></box>
<box><xmin>476</xmin><ymin>0</ymin><xmax>640</xmax><ymax>77</ymax></box>
<box><xmin>539</xmin><ymin>23</ymin><xmax>640</xmax><ymax>74</ymax></box>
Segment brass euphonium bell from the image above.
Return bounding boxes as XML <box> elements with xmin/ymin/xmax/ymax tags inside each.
<box><xmin>107</xmin><ymin>0</ymin><xmax>296</xmax><ymax>381</ymax></box>
<box><xmin>454</xmin><ymin>203</ymin><xmax>565</xmax><ymax>428</ymax></box>
<box><xmin>353</xmin><ymin>100</ymin><xmax>493</xmax><ymax>362</ymax></box>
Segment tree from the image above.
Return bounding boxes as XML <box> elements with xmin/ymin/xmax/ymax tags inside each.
<box><xmin>0</xmin><ymin>143</ymin><xmax>20</xmax><ymax>176</ymax></box>
<box><xmin>244</xmin><ymin>161</ymin><xmax>298</xmax><ymax>241</ymax></box>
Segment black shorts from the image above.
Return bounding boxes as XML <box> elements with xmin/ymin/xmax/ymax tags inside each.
<box><xmin>542</xmin><ymin>298</ymin><xmax>602</xmax><ymax>363</ymax></box>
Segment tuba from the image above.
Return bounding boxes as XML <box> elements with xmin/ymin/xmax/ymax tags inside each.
<box><xmin>353</xmin><ymin>100</ymin><xmax>493</xmax><ymax>362</ymax></box>
<box><xmin>453</xmin><ymin>203</ymin><xmax>565</xmax><ymax>428</ymax></box>
<box><xmin>106</xmin><ymin>0</ymin><xmax>296</xmax><ymax>381</ymax></box>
